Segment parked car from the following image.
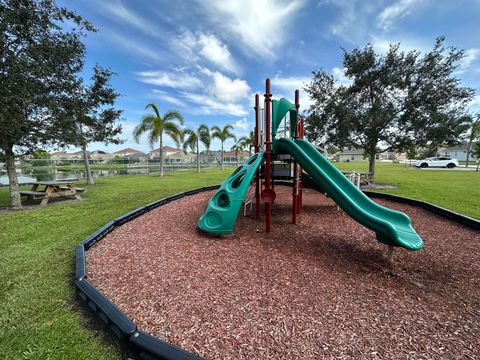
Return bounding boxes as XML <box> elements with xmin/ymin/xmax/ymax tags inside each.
<box><xmin>414</xmin><ymin>156</ymin><xmax>458</xmax><ymax>168</ymax></box>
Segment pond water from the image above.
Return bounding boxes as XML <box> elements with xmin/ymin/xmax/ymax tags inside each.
<box><xmin>0</xmin><ymin>166</ymin><xmax>221</xmax><ymax>186</ymax></box>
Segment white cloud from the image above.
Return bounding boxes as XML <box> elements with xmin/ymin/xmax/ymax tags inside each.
<box><xmin>460</xmin><ymin>48</ymin><xmax>480</xmax><ymax>69</ymax></box>
<box><xmin>332</xmin><ymin>67</ymin><xmax>352</xmax><ymax>86</ymax></box>
<box><xmin>233</xmin><ymin>118</ymin><xmax>252</xmax><ymax>137</ymax></box>
<box><xmin>378</xmin><ymin>0</ymin><xmax>422</xmax><ymax>30</ymax></box>
<box><xmin>174</xmin><ymin>31</ymin><xmax>239</xmax><ymax>74</ymax></box>
<box><xmin>101</xmin><ymin>30</ymin><xmax>164</xmax><ymax>62</ymax></box>
<box><xmin>137</xmin><ymin>71</ymin><xmax>203</xmax><ymax>89</ymax></box>
<box><xmin>207</xmin><ymin>71</ymin><xmax>250</xmax><ymax>102</ymax></box>
<box><xmin>371</xmin><ymin>36</ymin><xmax>428</xmax><ymax>54</ymax></box>
<box><xmin>99</xmin><ymin>0</ymin><xmax>163</xmax><ymax>39</ymax></box>
<box><xmin>152</xmin><ymin>89</ymin><xmax>186</xmax><ymax>107</ymax></box>
<box><xmin>271</xmin><ymin>75</ymin><xmax>313</xmax><ymax>110</ymax></box>
<box><xmin>195</xmin><ymin>0</ymin><xmax>305</xmax><ymax>59</ymax></box>
<box><xmin>180</xmin><ymin>91</ymin><xmax>248</xmax><ymax>116</ymax></box>
<box><xmin>470</xmin><ymin>95</ymin><xmax>480</xmax><ymax>107</ymax></box>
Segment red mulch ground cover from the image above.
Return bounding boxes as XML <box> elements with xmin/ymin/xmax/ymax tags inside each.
<box><xmin>86</xmin><ymin>186</ymin><xmax>480</xmax><ymax>359</ymax></box>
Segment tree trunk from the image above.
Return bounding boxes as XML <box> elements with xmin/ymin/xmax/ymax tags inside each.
<box><xmin>221</xmin><ymin>142</ymin><xmax>224</xmax><ymax>170</ymax></box>
<box><xmin>5</xmin><ymin>147</ymin><xmax>21</xmax><ymax>208</ymax></box>
<box><xmin>368</xmin><ymin>153</ymin><xmax>376</xmax><ymax>181</ymax></box>
<box><xmin>196</xmin><ymin>139</ymin><xmax>200</xmax><ymax>173</ymax></box>
<box><xmin>476</xmin><ymin>161</ymin><xmax>479</xmax><ymax>171</ymax></box>
<box><xmin>465</xmin><ymin>139</ymin><xmax>472</xmax><ymax>167</ymax></box>
<box><xmin>82</xmin><ymin>146</ymin><xmax>94</xmax><ymax>185</ymax></box>
<box><xmin>159</xmin><ymin>136</ymin><xmax>164</xmax><ymax>176</ymax></box>
<box><xmin>237</xmin><ymin>151</ymin><xmax>240</xmax><ymax>168</ymax></box>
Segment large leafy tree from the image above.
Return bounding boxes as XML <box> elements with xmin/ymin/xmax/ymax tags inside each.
<box><xmin>0</xmin><ymin>0</ymin><xmax>94</xmax><ymax>207</ymax></box>
<box><xmin>182</xmin><ymin>124</ymin><xmax>210</xmax><ymax>173</ymax></box>
<box><xmin>305</xmin><ymin>37</ymin><xmax>474</xmax><ymax>177</ymax></box>
<box><xmin>211</xmin><ymin>124</ymin><xmax>236</xmax><ymax>170</ymax></box>
<box><xmin>133</xmin><ymin>104</ymin><xmax>183</xmax><ymax>176</ymax></box>
<box><xmin>63</xmin><ymin>65</ymin><xmax>122</xmax><ymax>185</ymax></box>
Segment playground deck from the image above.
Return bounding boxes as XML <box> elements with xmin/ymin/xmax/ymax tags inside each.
<box><xmin>86</xmin><ymin>186</ymin><xmax>480</xmax><ymax>359</ymax></box>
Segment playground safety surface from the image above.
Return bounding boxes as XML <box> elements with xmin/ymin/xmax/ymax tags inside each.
<box><xmin>87</xmin><ymin>185</ymin><xmax>480</xmax><ymax>359</ymax></box>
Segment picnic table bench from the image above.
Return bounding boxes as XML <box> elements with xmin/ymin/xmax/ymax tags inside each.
<box><xmin>342</xmin><ymin>171</ymin><xmax>374</xmax><ymax>187</ymax></box>
<box><xmin>20</xmin><ymin>180</ymin><xmax>85</xmax><ymax>206</ymax></box>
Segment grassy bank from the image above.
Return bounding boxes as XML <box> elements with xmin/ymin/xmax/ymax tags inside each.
<box><xmin>0</xmin><ymin>165</ymin><xmax>478</xmax><ymax>359</ymax></box>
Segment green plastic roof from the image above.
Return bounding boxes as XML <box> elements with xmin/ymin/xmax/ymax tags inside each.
<box><xmin>272</xmin><ymin>98</ymin><xmax>297</xmax><ymax>138</ymax></box>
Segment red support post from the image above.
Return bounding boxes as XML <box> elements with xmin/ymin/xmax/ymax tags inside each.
<box><xmin>254</xmin><ymin>94</ymin><xmax>261</xmax><ymax>220</ymax></box>
<box><xmin>292</xmin><ymin>90</ymin><xmax>300</xmax><ymax>224</ymax></box>
<box><xmin>298</xmin><ymin>117</ymin><xmax>304</xmax><ymax>212</ymax></box>
<box><xmin>264</xmin><ymin>79</ymin><xmax>273</xmax><ymax>233</ymax></box>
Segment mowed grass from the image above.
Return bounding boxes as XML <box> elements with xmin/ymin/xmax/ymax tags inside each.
<box><xmin>334</xmin><ymin>162</ymin><xmax>480</xmax><ymax>219</ymax></box>
<box><xmin>0</xmin><ymin>164</ymin><xmax>478</xmax><ymax>359</ymax></box>
<box><xmin>0</xmin><ymin>169</ymin><xmax>229</xmax><ymax>360</ymax></box>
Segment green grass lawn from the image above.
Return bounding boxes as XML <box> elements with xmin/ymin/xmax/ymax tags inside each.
<box><xmin>0</xmin><ymin>169</ymin><xmax>229</xmax><ymax>360</ymax></box>
<box><xmin>334</xmin><ymin>162</ymin><xmax>480</xmax><ymax>219</ymax></box>
<box><xmin>0</xmin><ymin>164</ymin><xmax>478</xmax><ymax>359</ymax></box>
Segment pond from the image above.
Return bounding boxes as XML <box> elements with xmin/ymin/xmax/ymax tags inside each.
<box><xmin>0</xmin><ymin>165</ymin><xmax>223</xmax><ymax>186</ymax></box>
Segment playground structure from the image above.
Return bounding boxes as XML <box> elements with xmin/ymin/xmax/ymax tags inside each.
<box><xmin>198</xmin><ymin>79</ymin><xmax>424</xmax><ymax>252</ymax></box>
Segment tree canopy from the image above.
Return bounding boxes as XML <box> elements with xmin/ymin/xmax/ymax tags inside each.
<box><xmin>304</xmin><ymin>37</ymin><xmax>475</xmax><ymax>175</ymax></box>
<box><xmin>0</xmin><ymin>0</ymin><xmax>94</xmax><ymax>206</ymax></box>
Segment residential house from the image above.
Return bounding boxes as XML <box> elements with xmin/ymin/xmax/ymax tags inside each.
<box><xmin>439</xmin><ymin>143</ymin><xmax>472</xmax><ymax>161</ymax></box>
<box><xmin>149</xmin><ymin>146</ymin><xmax>195</xmax><ymax>164</ymax></box>
<box><xmin>113</xmin><ymin>148</ymin><xmax>146</xmax><ymax>160</ymax></box>
<box><xmin>335</xmin><ymin>149</ymin><xmax>390</xmax><ymax>162</ymax></box>
<box><xmin>89</xmin><ymin>150</ymin><xmax>113</xmax><ymax>162</ymax></box>
<box><xmin>222</xmin><ymin>150</ymin><xmax>250</xmax><ymax>165</ymax></box>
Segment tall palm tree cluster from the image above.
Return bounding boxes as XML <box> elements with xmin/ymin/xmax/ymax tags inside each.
<box><xmin>133</xmin><ymin>103</ymin><xmax>254</xmax><ymax>175</ymax></box>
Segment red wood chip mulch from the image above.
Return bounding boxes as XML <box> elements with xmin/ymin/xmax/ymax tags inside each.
<box><xmin>86</xmin><ymin>186</ymin><xmax>480</xmax><ymax>359</ymax></box>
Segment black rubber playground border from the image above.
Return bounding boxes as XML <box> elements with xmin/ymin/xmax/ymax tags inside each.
<box><xmin>75</xmin><ymin>185</ymin><xmax>219</xmax><ymax>360</ymax></box>
<box><xmin>75</xmin><ymin>180</ymin><xmax>479</xmax><ymax>360</ymax></box>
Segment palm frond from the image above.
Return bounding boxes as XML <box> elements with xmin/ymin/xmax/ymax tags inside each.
<box><xmin>198</xmin><ymin>124</ymin><xmax>210</xmax><ymax>149</ymax></box>
<box><xmin>163</xmin><ymin>109</ymin><xmax>184</xmax><ymax>125</ymax></box>
<box><xmin>132</xmin><ymin>115</ymin><xmax>155</xmax><ymax>143</ymax></box>
<box><xmin>164</xmin><ymin>122</ymin><xmax>183</xmax><ymax>147</ymax></box>
<box><xmin>145</xmin><ymin>103</ymin><xmax>162</xmax><ymax>120</ymax></box>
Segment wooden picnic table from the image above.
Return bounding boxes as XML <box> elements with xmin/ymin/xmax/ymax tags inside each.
<box><xmin>20</xmin><ymin>180</ymin><xmax>85</xmax><ymax>206</ymax></box>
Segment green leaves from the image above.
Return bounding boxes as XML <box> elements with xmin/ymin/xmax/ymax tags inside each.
<box><xmin>134</xmin><ymin>104</ymin><xmax>184</xmax><ymax>148</ymax></box>
<box><xmin>305</xmin><ymin>37</ymin><xmax>475</xmax><ymax>172</ymax></box>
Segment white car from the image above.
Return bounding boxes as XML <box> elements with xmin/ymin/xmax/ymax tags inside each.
<box><xmin>414</xmin><ymin>156</ymin><xmax>458</xmax><ymax>168</ymax></box>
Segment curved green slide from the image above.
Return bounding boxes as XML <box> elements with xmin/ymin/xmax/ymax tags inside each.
<box><xmin>276</xmin><ymin>138</ymin><xmax>423</xmax><ymax>251</ymax></box>
<box><xmin>198</xmin><ymin>152</ymin><xmax>265</xmax><ymax>235</ymax></box>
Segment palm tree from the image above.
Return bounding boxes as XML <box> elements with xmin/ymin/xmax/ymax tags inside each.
<box><xmin>183</xmin><ymin>124</ymin><xmax>210</xmax><ymax>173</ymax></box>
<box><xmin>211</xmin><ymin>124</ymin><xmax>236</xmax><ymax>170</ymax></box>
<box><xmin>230</xmin><ymin>141</ymin><xmax>245</xmax><ymax>168</ymax></box>
<box><xmin>133</xmin><ymin>103</ymin><xmax>184</xmax><ymax>176</ymax></box>
<box><xmin>239</xmin><ymin>131</ymin><xmax>255</xmax><ymax>156</ymax></box>
<box><xmin>466</xmin><ymin>115</ymin><xmax>480</xmax><ymax>167</ymax></box>
<box><xmin>472</xmin><ymin>141</ymin><xmax>480</xmax><ymax>171</ymax></box>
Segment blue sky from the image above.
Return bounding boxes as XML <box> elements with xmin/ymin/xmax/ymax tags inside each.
<box><xmin>59</xmin><ymin>0</ymin><xmax>480</xmax><ymax>153</ymax></box>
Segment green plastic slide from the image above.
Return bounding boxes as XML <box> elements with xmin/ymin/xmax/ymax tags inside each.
<box><xmin>276</xmin><ymin>138</ymin><xmax>423</xmax><ymax>250</ymax></box>
<box><xmin>198</xmin><ymin>152</ymin><xmax>265</xmax><ymax>235</ymax></box>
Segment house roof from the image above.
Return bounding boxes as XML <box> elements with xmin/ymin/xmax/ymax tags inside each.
<box><xmin>338</xmin><ymin>149</ymin><xmax>365</xmax><ymax>155</ymax></box>
<box><xmin>150</xmin><ymin>146</ymin><xmax>182</xmax><ymax>152</ymax></box>
<box><xmin>113</xmin><ymin>148</ymin><xmax>145</xmax><ymax>154</ymax></box>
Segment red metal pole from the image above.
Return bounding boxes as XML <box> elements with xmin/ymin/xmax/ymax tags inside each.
<box><xmin>254</xmin><ymin>94</ymin><xmax>261</xmax><ymax>220</ymax></box>
<box><xmin>292</xmin><ymin>90</ymin><xmax>300</xmax><ymax>224</ymax></box>
<box><xmin>264</xmin><ymin>79</ymin><xmax>272</xmax><ymax>233</ymax></box>
<box><xmin>298</xmin><ymin>117</ymin><xmax>304</xmax><ymax>212</ymax></box>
